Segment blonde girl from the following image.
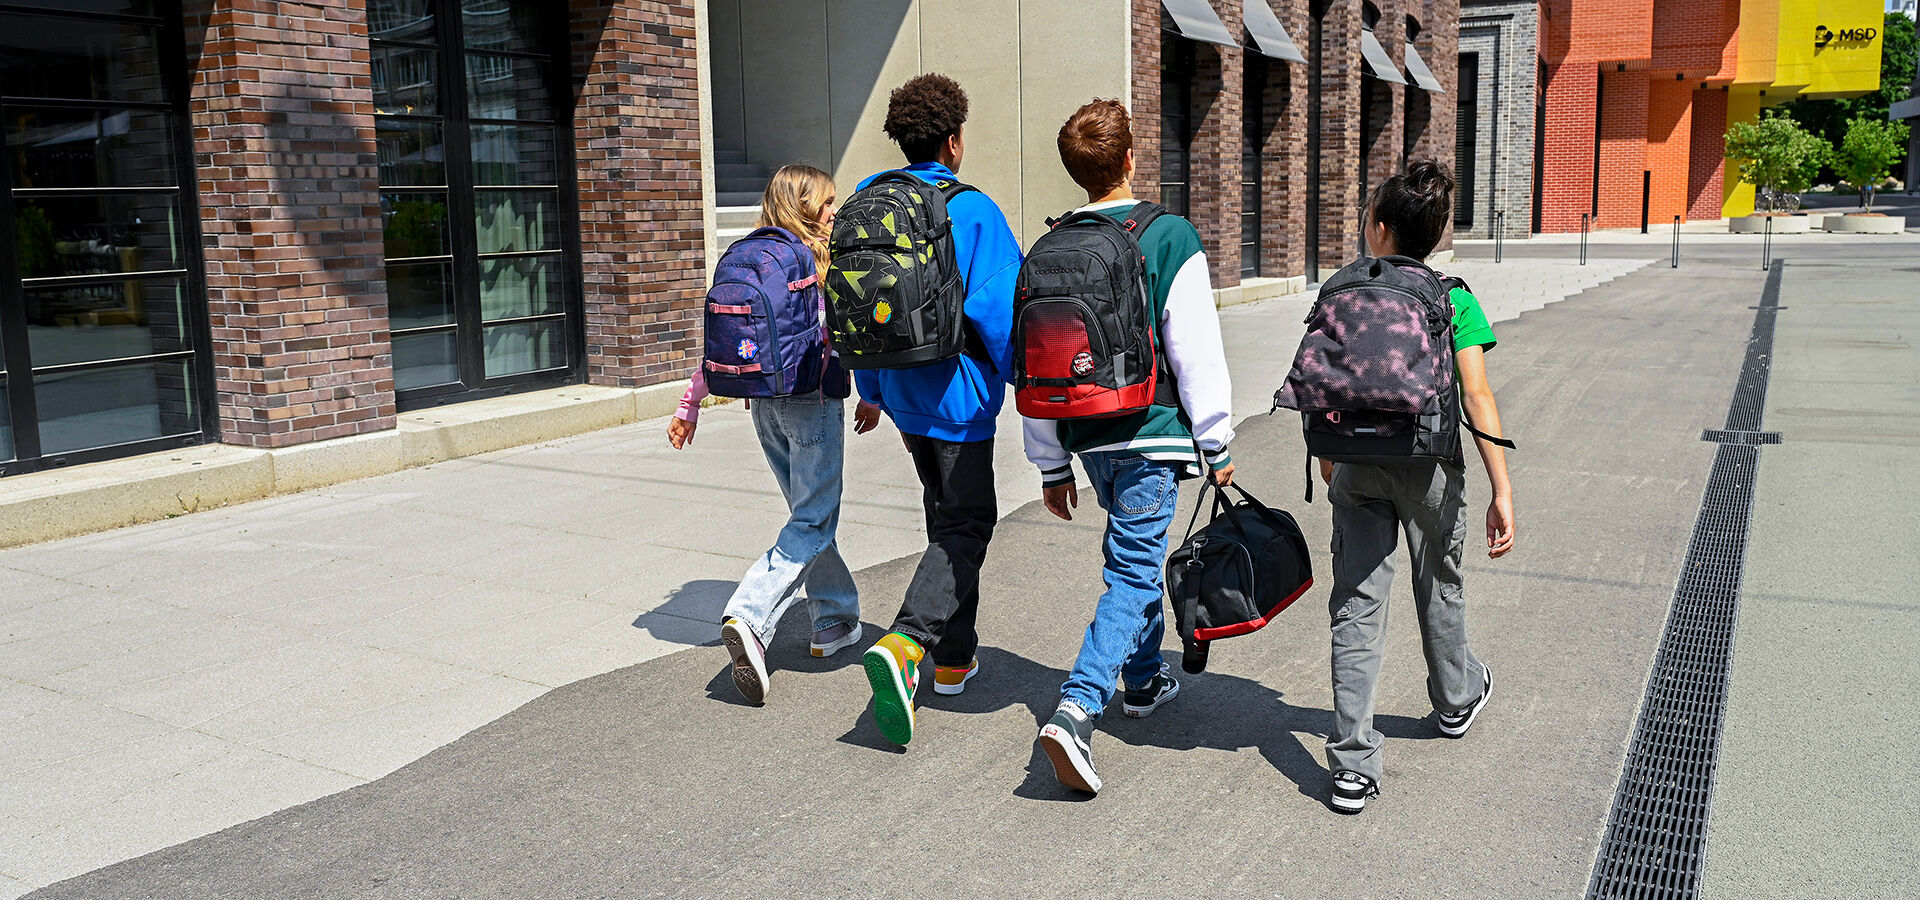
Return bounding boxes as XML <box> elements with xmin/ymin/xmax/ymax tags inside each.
<box><xmin>669</xmin><ymin>165</ymin><xmax>879</xmax><ymax>703</ymax></box>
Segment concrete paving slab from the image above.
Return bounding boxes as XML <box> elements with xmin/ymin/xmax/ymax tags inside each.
<box><xmin>18</xmin><ymin>257</ymin><xmax>1763</xmax><ymax>898</ymax></box>
<box><xmin>1701</xmin><ymin>253</ymin><xmax>1920</xmax><ymax>900</ymax></box>
<box><xmin>236</xmin><ymin>572</ymin><xmax>473</xmax><ymax>636</ymax></box>
<box><xmin>0</xmin><ymin>599</ymin><xmax>221</xmax><ymax>683</ymax></box>
<box><xmin>85</xmin><ymin>638</ymin><xmax>379</xmax><ymax>730</ymax></box>
<box><xmin>0</xmin><ymin>698</ymin><xmax>178</xmax><ymax>780</ymax></box>
<box><xmin>34</xmin><ymin>618</ymin><xmax>315</xmax><ymax>698</ymax></box>
<box><xmin>250</xmin><ymin>675</ymin><xmax>547</xmax><ymax>781</ymax></box>
<box><xmin>0</xmin><ymin>729</ymin><xmax>234</xmax><ymax>847</ymax></box>
<box><xmin>6</xmin><ymin>745</ymin><xmax>360</xmax><ymax>890</ymax></box>
<box><xmin>189</xmin><ymin>649</ymin><xmax>492</xmax><ymax>746</ymax></box>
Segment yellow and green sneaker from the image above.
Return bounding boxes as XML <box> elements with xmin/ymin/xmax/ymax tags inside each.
<box><xmin>863</xmin><ymin>631</ymin><xmax>924</xmax><ymax>745</ymax></box>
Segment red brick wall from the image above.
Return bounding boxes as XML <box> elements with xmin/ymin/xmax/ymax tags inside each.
<box><xmin>1131</xmin><ymin>0</ymin><xmax>1163</xmax><ymax>209</ymax></box>
<box><xmin>186</xmin><ymin>0</ymin><xmax>396</xmax><ymax>449</ymax></box>
<box><xmin>1645</xmin><ymin>76</ymin><xmax>1693</xmax><ymax>223</ymax></box>
<box><xmin>569</xmin><ymin>1</ymin><xmax>705</xmax><ymax>387</ymax></box>
<box><xmin>1686</xmin><ymin>85</ymin><xmax>1727</xmax><ymax>219</ymax></box>
<box><xmin>1540</xmin><ymin>61</ymin><xmax>1598</xmax><ymax>232</ymax></box>
<box><xmin>1190</xmin><ymin>1</ymin><xmax>1243</xmax><ymax>288</ymax></box>
<box><xmin>1316</xmin><ymin>2</ymin><xmax>1365</xmax><ymax>271</ymax></box>
<box><xmin>1596</xmin><ymin>70</ymin><xmax>1649</xmax><ymax>228</ymax></box>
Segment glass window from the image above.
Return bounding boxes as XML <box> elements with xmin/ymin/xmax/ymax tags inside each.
<box><xmin>5</xmin><ymin>107</ymin><xmax>177</xmax><ymax>189</ymax></box>
<box><xmin>473</xmin><ymin>190</ymin><xmax>557</xmax><ymax>254</ymax></box>
<box><xmin>373</xmin><ymin>0</ymin><xmax>577</xmax><ymax>405</ymax></box>
<box><xmin>470</xmin><ymin>124</ymin><xmax>557</xmax><ymax>186</ymax></box>
<box><xmin>13</xmin><ymin>195</ymin><xmax>182</xmax><ymax>279</ymax></box>
<box><xmin>477</xmin><ymin>254</ymin><xmax>563</xmax><ymax>321</ymax></box>
<box><xmin>373</xmin><ymin>45</ymin><xmax>440</xmax><ymax>115</ymax></box>
<box><xmin>377</xmin><ymin>121</ymin><xmax>447</xmax><ymax>187</ymax></box>
<box><xmin>393</xmin><ymin>329</ymin><xmax>458</xmax><ymax>391</ymax></box>
<box><xmin>461</xmin><ymin>0</ymin><xmax>545</xmax><ymax>54</ymax></box>
<box><xmin>1159</xmin><ymin>33</ymin><xmax>1195</xmax><ymax>218</ymax></box>
<box><xmin>25</xmin><ymin>276</ymin><xmax>192</xmax><ymax>366</ymax></box>
<box><xmin>0</xmin><ymin>14</ymin><xmax>163</xmax><ymax>103</ymax></box>
<box><xmin>483</xmin><ymin>318</ymin><xmax>563</xmax><ymax>377</ymax></box>
<box><xmin>387</xmin><ymin>261</ymin><xmax>456</xmax><ymax>330</ymax></box>
<box><xmin>2</xmin><ymin>1</ymin><xmax>209</xmax><ymax>473</ymax></box>
<box><xmin>33</xmin><ymin>358</ymin><xmax>196</xmax><ymax>454</ymax></box>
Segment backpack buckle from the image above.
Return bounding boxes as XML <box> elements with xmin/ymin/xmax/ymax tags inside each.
<box><xmin>1124</xmin><ymin>218</ymin><xmax>1138</xmax><ymax>230</ymax></box>
<box><xmin>1327</xmin><ymin>411</ymin><xmax>1341</xmax><ymax>424</ymax></box>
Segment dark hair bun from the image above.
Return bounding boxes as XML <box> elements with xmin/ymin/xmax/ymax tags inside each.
<box><xmin>1405</xmin><ymin>160</ymin><xmax>1454</xmax><ymax>201</ymax></box>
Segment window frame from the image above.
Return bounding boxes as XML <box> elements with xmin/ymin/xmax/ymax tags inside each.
<box><xmin>0</xmin><ymin>0</ymin><xmax>217</xmax><ymax>476</ymax></box>
<box><xmin>371</xmin><ymin>0</ymin><xmax>585</xmax><ymax>412</ymax></box>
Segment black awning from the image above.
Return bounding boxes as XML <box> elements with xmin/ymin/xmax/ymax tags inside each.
<box><xmin>1243</xmin><ymin>1</ymin><xmax>1306</xmax><ymax>63</ymax></box>
<box><xmin>1405</xmin><ymin>42</ymin><xmax>1444</xmax><ymax>92</ymax></box>
<box><xmin>1359</xmin><ymin>29</ymin><xmax>1407</xmax><ymax>84</ymax></box>
<box><xmin>1161</xmin><ymin>0</ymin><xmax>1239</xmax><ymax>48</ymax></box>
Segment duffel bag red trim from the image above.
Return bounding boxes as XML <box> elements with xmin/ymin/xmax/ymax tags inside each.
<box><xmin>1192</xmin><ymin>577</ymin><xmax>1314</xmax><ymax>641</ymax></box>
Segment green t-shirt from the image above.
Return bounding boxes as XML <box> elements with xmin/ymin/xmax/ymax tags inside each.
<box><xmin>1451</xmin><ymin>287</ymin><xmax>1496</xmax><ymax>353</ymax></box>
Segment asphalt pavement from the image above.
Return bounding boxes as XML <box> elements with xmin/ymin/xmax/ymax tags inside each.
<box><xmin>26</xmin><ymin>253</ymin><xmax>1778</xmax><ymax>898</ymax></box>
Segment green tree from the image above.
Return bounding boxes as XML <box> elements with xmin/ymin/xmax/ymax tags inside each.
<box><xmin>1780</xmin><ymin>12</ymin><xmax>1916</xmax><ymax>181</ymax></box>
<box><xmin>1833</xmin><ymin>116</ymin><xmax>1912</xmax><ymax>210</ymax></box>
<box><xmin>1725</xmin><ymin>114</ymin><xmax>1832</xmax><ymax>212</ymax></box>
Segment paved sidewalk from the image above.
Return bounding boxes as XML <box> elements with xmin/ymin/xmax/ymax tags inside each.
<box><xmin>21</xmin><ymin>252</ymin><xmax>1761</xmax><ymax>898</ymax></box>
<box><xmin>0</xmin><ymin>255</ymin><xmax>1649</xmax><ymax>894</ymax></box>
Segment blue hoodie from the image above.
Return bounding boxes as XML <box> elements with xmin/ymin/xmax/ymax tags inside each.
<box><xmin>851</xmin><ymin>162</ymin><xmax>1023</xmax><ymax>442</ymax></box>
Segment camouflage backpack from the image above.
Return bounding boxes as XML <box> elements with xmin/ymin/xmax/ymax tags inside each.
<box><xmin>825</xmin><ymin>171</ymin><xmax>975</xmax><ymax>369</ymax></box>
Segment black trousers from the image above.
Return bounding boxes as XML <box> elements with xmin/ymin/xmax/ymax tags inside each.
<box><xmin>890</xmin><ymin>433</ymin><xmax>997</xmax><ymax>667</ymax></box>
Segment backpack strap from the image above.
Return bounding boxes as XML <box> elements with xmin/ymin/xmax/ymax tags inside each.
<box><xmin>1461</xmin><ymin>416</ymin><xmax>1516</xmax><ymax>449</ymax></box>
<box><xmin>1120</xmin><ymin>201</ymin><xmax>1167</xmax><ymax>236</ymax></box>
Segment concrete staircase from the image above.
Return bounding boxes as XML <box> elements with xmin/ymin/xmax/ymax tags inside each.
<box><xmin>714</xmin><ymin>147</ymin><xmax>770</xmax><ymax>254</ymax></box>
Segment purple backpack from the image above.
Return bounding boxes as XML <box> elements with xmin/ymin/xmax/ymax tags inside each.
<box><xmin>1272</xmin><ymin>255</ymin><xmax>1510</xmax><ymax>497</ymax></box>
<box><xmin>703</xmin><ymin>227</ymin><xmax>833</xmax><ymax>399</ymax></box>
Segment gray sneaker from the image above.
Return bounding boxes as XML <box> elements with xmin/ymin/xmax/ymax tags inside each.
<box><xmin>1038</xmin><ymin>702</ymin><xmax>1102</xmax><ymax>794</ymax></box>
<box><xmin>721</xmin><ymin>618</ymin><xmax>768</xmax><ymax>704</ymax></box>
<box><xmin>810</xmin><ymin>621</ymin><xmax>862</xmax><ymax>658</ymax></box>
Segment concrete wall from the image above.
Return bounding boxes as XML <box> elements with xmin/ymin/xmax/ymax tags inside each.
<box><xmin>707</xmin><ymin>0</ymin><xmax>1130</xmax><ymax>246</ymax></box>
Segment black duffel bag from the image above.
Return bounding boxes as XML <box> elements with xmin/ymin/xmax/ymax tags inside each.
<box><xmin>1164</xmin><ymin>481</ymin><xmax>1314</xmax><ymax>673</ymax></box>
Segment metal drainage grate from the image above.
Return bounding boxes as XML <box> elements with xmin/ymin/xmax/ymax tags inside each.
<box><xmin>1700</xmin><ymin>430</ymin><xmax>1781</xmax><ymax>446</ymax></box>
<box><xmin>1586</xmin><ymin>261</ymin><xmax>1784</xmax><ymax>900</ymax></box>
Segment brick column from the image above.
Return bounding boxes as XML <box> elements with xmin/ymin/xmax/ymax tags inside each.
<box><xmin>1131</xmin><ymin>0</ymin><xmax>1163</xmax><ymax>207</ymax></box>
<box><xmin>1316</xmin><ymin>1</ymin><xmax>1365</xmax><ymax>271</ymax></box>
<box><xmin>1538</xmin><ymin>62</ymin><xmax>1597</xmax><ymax>232</ymax></box>
<box><xmin>1261</xmin><ymin>4</ymin><xmax>1311</xmax><ymax>280</ymax></box>
<box><xmin>1364</xmin><ymin>6</ymin><xmax>1407</xmax><ymax>202</ymax></box>
<box><xmin>186</xmin><ymin>0</ymin><xmax>396</xmax><ymax>449</ymax></box>
<box><xmin>1686</xmin><ymin>86</ymin><xmax>1727</xmax><ymax>220</ymax></box>
<box><xmin>1415</xmin><ymin>0</ymin><xmax>1460</xmax><ymax>251</ymax></box>
<box><xmin>1596</xmin><ymin>69</ymin><xmax>1649</xmax><ymax>229</ymax></box>
<box><xmin>569</xmin><ymin>1</ymin><xmax>705</xmax><ymax>386</ymax></box>
<box><xmin>1189</xmin><ymin>0</ymin><xmax>1244</xmax><ymax>289</ymax></box>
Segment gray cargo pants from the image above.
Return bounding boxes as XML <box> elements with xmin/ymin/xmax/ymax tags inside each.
<box><xmin>1325</xmin><ymin>460</ymin><xmax>1488</xmax><ymax>782</ymax></box>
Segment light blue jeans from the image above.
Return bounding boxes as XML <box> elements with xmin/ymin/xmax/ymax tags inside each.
<box><xmin>1059</xmin><ymin>451</ymin><xmax>1183</xmax><ymax>719</ymax></box>
<box><xmin>722</xmin><ymin>395</ymin><xmax>860</xmax><ymax>646</ymax></box>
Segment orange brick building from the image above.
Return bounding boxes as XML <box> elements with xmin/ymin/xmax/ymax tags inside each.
<box><xmin>1529</xmin><ymin>0</ymin><xmax>1884</xmax><ymax>232</ymax></box>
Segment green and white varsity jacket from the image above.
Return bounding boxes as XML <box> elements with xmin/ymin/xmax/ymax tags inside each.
<box><xmin>1021</xmin><ymin>199</ymin><xmax>1235</xmax><ymax>488</ymax></box>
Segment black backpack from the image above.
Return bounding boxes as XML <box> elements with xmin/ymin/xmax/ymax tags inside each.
<box><xmin>1271</xmin><ymin>256</ymin><xmax>1512</xmax><ymax>499</ymax></box>
<box><xmin>1164</xmin><ymin>482</ymin><xmax>1314</xmax><ymax>674</ymax></box>
<box><xmin>825</xmin><ymin>171</ymin><xmax>975</xmax><ymax>369</ymax></box>
<box><xmin>1012</xmin><ymin>203</ymin><xmax>1177</xmax><ymax>419</ymax></box>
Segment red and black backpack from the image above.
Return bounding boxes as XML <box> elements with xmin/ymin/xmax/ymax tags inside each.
<box><xmin>1013</xmin><ymin>203</ymin><xmax>1176</xmax><ymax>419</ymax></box>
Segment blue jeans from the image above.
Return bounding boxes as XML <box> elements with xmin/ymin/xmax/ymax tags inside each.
<box><xmin>722</xmin><ymin>395</ymin><xmax>860</xmax><ymax>645</ymax></box>
<box><xmin>1059</xmin><ymin>452</ymin><xmax>1183</xmax><ymax>719</ymax></box>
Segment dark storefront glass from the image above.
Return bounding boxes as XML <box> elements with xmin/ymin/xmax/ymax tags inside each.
<box><xmin>371</xmin><ymin>0</ymin><xmax>580</xmax><ymax>409</ymax></box>
<box><xmin>1159</xmin><ymin>31</ymin><xmax>1195</xmax><ymax>219</ymax></box>
<box><xmin>0</xmin><ymin>2</ymin><xmax>210</xmax><ymax>474</ymax></box>
<box><xmin>1241</xmin><ymin>55</ymin><xmax>1265</xmax><ymax>279</ymax></box>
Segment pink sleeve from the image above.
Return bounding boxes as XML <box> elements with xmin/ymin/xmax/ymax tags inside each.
<box><xmin>675</xmin><ymin>366</ymin><xmax>709</xmax><ymax>423</ymax></box>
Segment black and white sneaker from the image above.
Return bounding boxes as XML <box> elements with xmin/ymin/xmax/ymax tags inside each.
<box><xmin>1121</xmin><ymin>667</ymin><xmax>1180</xmax><ymax>718</ymax></box>
<box><xmin>1038</xmin><ymin>702</ymin><xmax>1102</xmax><ymax>795</ymax></box>
<box><xmin>721</xmin><ymin>617</ymin><xmax>769</xmax><ymax>704</ymax></box>
<box><xmin>1330</xmin><ymin>770</ymin><xmax>1378</xmax><ymax>814</ymax></box>
<box><xmin>1437</xmin><ymin>664</ymin><xmax>1493</xmax><ymax>738</ymax></box>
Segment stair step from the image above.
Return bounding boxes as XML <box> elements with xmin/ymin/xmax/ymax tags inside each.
<box><xmin>715</xmin><ymin>205</ymin><xmax>762</xmax><ymax>229</ymax></box>
<box><xmin>717</xmin><ymin>177</ymin><xmax>771</xmax><ymax>194</ymax></box>
<box><xmin>716</xmin><ymin>162</ymin><xmax>767</xmax><ymax>180</ymax></box>
<box><xmin>718</xmin><ymin>191</ymin><xmax>764</xmax><ymax>206</ymax></box>
<box><xmin>714</xmin><ymin>148</ymin><xmax>747</xmax><ymax>164</ymax></box>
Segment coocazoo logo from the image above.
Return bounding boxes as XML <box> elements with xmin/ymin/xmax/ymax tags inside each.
<box><xmin>1814</xmin><ymin>24</ymin><xmax>1878</xmax><ymax>49</ymax></box>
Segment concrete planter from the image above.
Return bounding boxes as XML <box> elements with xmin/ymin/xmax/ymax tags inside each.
<box><xmin>1729</xmin><ymin>214</ymin><xmax>1811</xmax><ymax>234</ymax></box>
<box><xmin>1823</xmin><ymin>214</ymin><xmax>1907</xmax><ymax>234</ymax></box>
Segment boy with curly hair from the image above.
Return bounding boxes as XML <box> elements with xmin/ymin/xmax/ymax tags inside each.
<box><xmin>854</xmin><ymin>74</ymin><xmax>1025</xmax><ymax>747</ymax></box>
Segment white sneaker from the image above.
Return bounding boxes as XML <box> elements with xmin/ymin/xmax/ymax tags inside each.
<box><xmin>721</xmin><ymin>618</ymin><xmax>769</xmax><ymax>704</ymax></box>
